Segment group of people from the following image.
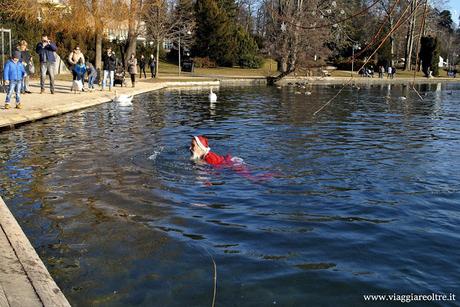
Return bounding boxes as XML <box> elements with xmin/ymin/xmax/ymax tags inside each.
<box><xmin>360</xmin><ymin>65</ymin><xmax>396</xmax><ymax>79</ymax></box>
<box><xmin>69</xmin><ymin>47</ymin><xmax>157</xmax><ymax>93</ymax></box>
<box><xmin>3</xmin><ymin>33</ymin><xmax>159</xmax><ymax>108</ymax></box>
<box><xmin>3</xmin><ymin>34</ymin><xmax>64</xmax><ymax>109</ymax></box>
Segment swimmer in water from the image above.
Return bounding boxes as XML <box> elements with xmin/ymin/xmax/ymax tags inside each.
<box><xmin>190</xmin><ymin>135</ymin><xmax>275</xmax><ymax>182</ymax></box>
<box><xmin>190</xmin><ymin>135</ymin><xmax>232</xmax><ymax>165</ymax></box>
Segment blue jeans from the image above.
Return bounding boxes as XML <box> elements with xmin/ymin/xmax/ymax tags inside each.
<box><xmin>21</xmin><ymin>75</ymin><xmax>29</xmax><ymax>92</ymax></box>
<box><xmin>102</xmin><ymin>70</ymin><xmax>114</xmax><ymax>90</ymax></box>
<box><xmin>88</xmin><ymin>75</ymin><xmax>96</xmax><ymax>89</ymax></box>
<box><xmin>5</xmin><ymin>80</ymin><xmax>21</xmax><ymax>104</ymax></box>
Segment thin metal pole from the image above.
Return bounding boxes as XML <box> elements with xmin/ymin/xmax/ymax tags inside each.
<box><xmin>351</xmin><ymin>47</ymin><xmax>354</xmax><ymax>77</ymax></box>
<box><xmin>178</xmin><ymin>34</ymin><xmax>181</xmax><ymax>75</ymax></box>
<box><xmin>8</xmin><ymin>29</ymin><xmax>11</xmax><ymax>57</ymax></box>
<box><xmin>1</xmin><ymin>29</ymin><xmax>4</xmax><ymax>85</ymax></box>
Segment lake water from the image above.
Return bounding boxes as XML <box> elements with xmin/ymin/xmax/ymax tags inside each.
<box><xmin>1</xmin><ymin>83</ymin><xmax>459</xmax><ymax>306</ymax></box>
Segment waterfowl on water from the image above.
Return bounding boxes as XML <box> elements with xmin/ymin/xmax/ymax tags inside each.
<box><xmin>113</xmin><ymin>90</ymin><xmax>133</xmax><ymax>106</ymax></box>
<box><xmin>209</xmin><ymin>88</ymin><xmax>217</xmax><ymax>102</ymax></box>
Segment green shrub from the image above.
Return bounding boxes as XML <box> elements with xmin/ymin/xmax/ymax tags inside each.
<box><xmin>193</xmin><ymin>56</ymin><xmax>217</xmax><ymax>68</ymax></box>
<box><xmin>238</xmin><ymin>54</ymin><xmax>263</xmax><ymax>69</ymax></box>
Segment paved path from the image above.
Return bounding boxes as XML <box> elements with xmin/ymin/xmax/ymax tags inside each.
<box><xmin>0</xmin><ymin>196</ymin><xmax>70</xmax><ymax>307</ymax></box>
<box><xmin>0</xmin><ymin>79</ymin><xmax>219</xmax><ymax>129</ymax></box>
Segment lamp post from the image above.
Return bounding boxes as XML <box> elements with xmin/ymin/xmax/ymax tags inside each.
<box><xmin>351</xmin><ymin>44</ymin><xmax>360</xmax><ymax>77</ymax></box>
<box><xmin>178</xmin><ymin>29</ymin><xmax>192</xmax><ymax>75</ymax></box>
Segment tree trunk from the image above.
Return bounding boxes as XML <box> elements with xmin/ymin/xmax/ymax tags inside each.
<box><xmin>156</xmin><ymin>41</ymin><xmax>160</xmax><ymax>78</ymax></box>
<box><xmin>389</xmin><ymin>15</ymin><xmax>394</xmax><ymax>66</ymax></box>
<box><xmin>95</xmin><ymin>32</ymin><xmax>102</xmax><ymax>70</ymax></box>
<box><xmin>404</xmin><ymin>0</ymin><xmax>417</xmax><ymax>70</ymax></box>
<box><xmin>125</xmin><ymin>32</ymin><xmax>137</xmax><ymax>67</ymax></box>
<box><xmin>124</xmin><ymin>0</ymin><xmax>138</xmax><ymax>67</ymax></box>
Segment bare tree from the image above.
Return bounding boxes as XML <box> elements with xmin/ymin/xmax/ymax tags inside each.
<box><xmin>264</xmin><ymin>0</ymin><xmax>342</xmax><ymax>80</ymax></box>
<box><xmin>143</xmin><ymin>0</ymin><xmax>194</xmax><ymax>77</ymax></box>
<box><xmin>0</xmin><ymin>0</ymin><xmax>120</xmax><ymax>70</ymax></box>
<box><xmin>403</xmin><ymin>0</ymin><xmax>418</xmax><ymax>70</ymax></box>
<box><xmin>123</xmin><ymin>0</ymin><xmax>146</xmax><ymax>66</ymax></box>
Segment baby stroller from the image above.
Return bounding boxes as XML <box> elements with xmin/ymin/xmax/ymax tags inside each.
<box><xmin>114</xmin><ymin>63</ymin><xmax>127</xmax><ymax>87</ymax></box>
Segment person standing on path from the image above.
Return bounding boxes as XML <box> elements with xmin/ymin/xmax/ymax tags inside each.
<box><xmin>68</xmin><ymin>46</ymin><xmax>85</xmax><ymax>90</ymax></box>
<box><xmin>379</xmin><ymin>65</ymin><xmax>384</xmax><ymax>79</ymax></box>
<box><xmin>149</xmin><ymin>54</ymin><xmax>156</xmax><ymax>78</ymax></box>
<box><xmin>18</xmin><ymin>40</ymin><xmax>32</xmax><ymax>94</ymax></box>
<box><xmin>127</xmin><ymin>53</ymin><xmax>137</xmax><ymax>87</ymax></box>
<box><xmin>3</xmin><ymin>51</ymin><xmax>26</xmax><ymax>109</ymax></box>
<box><xmin>86</xmin><ymin>62</ymin><xmax>97</xmax><ymax>90</ymax></box>
<box><xmin>102</xmin><ymin>47</ymin><xmax>116</xmax><ymax>91</ymax></box>
<box><xmin>35</xmin><ymin>34</ymin><xmax>57</xmax><ymax>94</ymax></box>
<box><xmin>139</xmin><ymin>54</ymin><xmax>146</xmax><ymax>79</ymax></box>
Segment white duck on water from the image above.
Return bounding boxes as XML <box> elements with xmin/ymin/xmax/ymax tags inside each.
<box><xmin>113</xmin><ymin>90</ymin><xmax>133</xmax><ymax>106</ymax></box>
<box><xmin>209</xmin><ymin>88</ymin><xmax>217</xmax><ymax>102</ymax></box>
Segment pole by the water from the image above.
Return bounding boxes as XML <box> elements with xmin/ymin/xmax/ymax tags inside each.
<box><xmin>178</xmin><ymin>35</ymin><xmax>181</xmax><ymax>75</ymax></box>
<box><xmin>351</xmin><ymin>47</ymin><xmax>354</xmax><ymax>77</ymax></box>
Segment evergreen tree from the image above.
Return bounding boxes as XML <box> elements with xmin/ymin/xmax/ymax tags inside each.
<box><xmin>194</xmin><ymin>0</ymin><xmax>261</xmax><ymax>67</ymax></box>
<box><xmin>193</xmin><ymin>0</ymin><xmax>231</xmax><ymax>65</ymax></box>
<box><xmin>420</xmin><ymin>36</ymin><xmax>440</xmax><ymax>77</ymax></box>
<box><xmin>235</xmin><ymin>26</ymin><xmax>262</xmax><ymax>68</ymax></box>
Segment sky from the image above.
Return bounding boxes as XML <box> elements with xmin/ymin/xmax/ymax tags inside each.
<box><xmin>447</xmin><ymin>0</ymin><xmax>460</xmax><ymax>26</ymax></box>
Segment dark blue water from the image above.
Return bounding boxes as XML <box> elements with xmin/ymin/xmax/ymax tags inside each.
<box><xmin>0</xmin><ymin>83</ymin><xmax>459</xmax><ymax>306</ymax></box>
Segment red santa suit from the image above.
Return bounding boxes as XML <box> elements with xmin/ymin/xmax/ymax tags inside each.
<box><xmin>193</xmin><ymin>135</ymin><xmax>273</xmax><ymax>182</ymax></box>
<box><xmin>194</xmin><ymin>135</ymin><xmax>231</xmax><ymax>165</ymax></box>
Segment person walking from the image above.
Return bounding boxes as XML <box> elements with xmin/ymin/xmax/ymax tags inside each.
<box><xmin>139</xmin><ymin>54</ymin><xmax>146</xmax><ymax>79</ymax></box>
<box><xmin>391</xmin><ymin>66</ymin><xmax>396</xmax><ymax>79</ymax></box>
<box><xmin>127</xmin><ymin>53</ymin><xmax>137</xmax><ymax>87</ymax></box>
<box><xmin>35</xmin><ymin>34</ymin><xmax>57</xmax><ymax>94</ymax></box>
<box><xmin>379</xmin><ymin>65</ymin><xmax>384</xmax><ymax>79</ymax></box>
<box><xmin>86</xmin><ymin>62</ymin><xmax>97</xmax><ymax>90</ymax></box>
<box><xmin>149</xmin><ymin>54</ymin><xmax>156</xmax><ymax>78</ymax></box>
<box><xmin>102</xmin><ymin>47</ymin><xmax>116</xmax><ymax>91</ymax></box>
<box><xmin>17</xmin><ymin>40</ymin><xmax>32</xmax><ymax>94</ymax></box>
<box><xmin>68</xmin><ymin>46</ymin><xmax>85</xmax><ymax>90</ymax></box>
<box><xmin>387</xmin><ymin>66</ymin><xmax>392</xmax><ymax>79</ymax></box>
<box><xmin>3</xmin><ymin>51</ymin><xmax>26</xmax><ymax>109</ymax></box>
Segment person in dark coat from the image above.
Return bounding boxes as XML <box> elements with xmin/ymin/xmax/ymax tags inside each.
<box><xmin>102</xmin><ymin>47</ymin><xmax>116</xmax><ymax>91</ymax></box>
<box><xmin>149</xmin><ymin>54</ymin><xmax>156</xmax><ymax>78</ymax></box>
<box><xmin>18</xmin><ymin>40</ymin><xmax>32</xmax><ymax>94</ymax></box>
<box><xmin>35</xmin><ymin>34</ymin><xmax>57</xmax><ymax>94</ymax></box>
<box><xmin>139</xmin><ymin>54</ymin><xmax>146</xmax><ymax>79</ymax></box>
<box><xmin>127</xmin><ymin>53</ymin><xmax>137</xmax><ymax>87</ymax></box>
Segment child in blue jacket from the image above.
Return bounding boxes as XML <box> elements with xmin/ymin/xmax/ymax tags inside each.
<box><xmin>72</xmin><ymin>58</ymin><xmax>87</xmax><ymax>91</ymax></box>
<box><xmin>3</xmin><ymin>51</ymin><xmax>26</xmax><ymax>109</ymax></box>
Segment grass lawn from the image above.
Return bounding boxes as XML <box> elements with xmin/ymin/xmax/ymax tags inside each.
<box><xmin>53</xmin><ymin>59</ymin><xmax>455</xmax><ymax>81</ymax></box>
<box><xmin>156</xmin><ymin>58</ymin><xmax>278</xmax><ymax>77</ymax></box>
<box><xmin>54</xmin><ymin>59</ymin><xmax>277</xmax><ymax>82</ymax></box>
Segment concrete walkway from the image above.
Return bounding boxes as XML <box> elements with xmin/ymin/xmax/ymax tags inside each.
<box><xmin>0</xmin><ymin>196</ymin><xmax>70</xmax><ymax>307</ymax></box>
<box><xmin>0</xmin><ymin>79</ymin><xmax>219</xmax><ymax>129</ymax></box>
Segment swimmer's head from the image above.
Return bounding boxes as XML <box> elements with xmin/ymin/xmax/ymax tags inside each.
<box><xmin>190</xmin><ymin>135</ymin><xmax>210</xmax><ymax>160</ymax></box>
